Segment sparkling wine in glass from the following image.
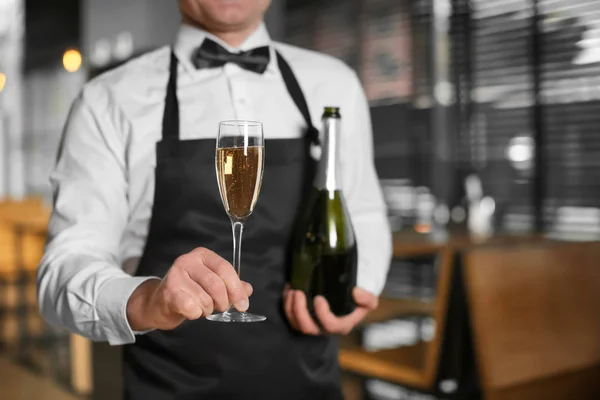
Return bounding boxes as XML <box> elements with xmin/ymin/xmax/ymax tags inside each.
<box><xmin>207</xmin><ymin>120</ymin><xmax>266</xmax><ymax>323</ymax></box>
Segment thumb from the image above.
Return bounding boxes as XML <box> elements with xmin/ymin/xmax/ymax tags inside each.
<box><xmin>353</xmin><ymin>287</ymin><xmax>378</xmax><ymax>310</ymax></box>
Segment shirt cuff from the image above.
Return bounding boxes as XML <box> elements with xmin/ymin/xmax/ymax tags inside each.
<box><xmin>357</xmin><ymin>261</ymin><xmax>389</xmax><ymax>297</ymax></box>
<box><xmin>358</xmin><ymin>276</ymin><xmax>385</xmax><ymax>297</ymax></box>
<box><xmin>96</xmin><ymin>275</ymin><xmax>161</xmax><ymax>346</ymax></box>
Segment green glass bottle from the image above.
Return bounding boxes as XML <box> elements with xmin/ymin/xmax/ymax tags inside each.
<box><xmin>290</xmin><ymin>107</ymin><xmax>357</xmax><ymax>317</ymax></box>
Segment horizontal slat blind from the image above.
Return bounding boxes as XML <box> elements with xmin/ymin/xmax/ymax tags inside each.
<box><xmin>285</xmin><ymin>0</ymin><xmax>600</xmax><ymax>235</ymax></box>
<box><xmin>540</xmin><ymin>0</ymin><xmax>600</xmax><ymax>235</ymax></box>
<box><xmin>284</xmin><ymin>0</ymin><xmax>415</xmax><ymax>232</ymax></box>
<box><xmin>470</xmin><ymin>0</ymin><xmax>536</xmax><ymax>232</ymax></box>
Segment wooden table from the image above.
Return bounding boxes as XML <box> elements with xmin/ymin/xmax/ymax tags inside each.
<box><xmin>391</xmin><ymin>229</ymin><xmax>545</xmax><ymax>257</ymax></box>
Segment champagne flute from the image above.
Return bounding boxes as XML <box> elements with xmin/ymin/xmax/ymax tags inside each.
<box><xmin>207</xmin><ymin>120</ymin><xmax>266</xmax><ymax>322</ymax></box>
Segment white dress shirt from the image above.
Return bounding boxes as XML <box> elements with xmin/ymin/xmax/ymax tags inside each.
<box><xmin>37</xmin><ymin>23</ymin><xmax>392</xmax><ymax>345</ymax></box>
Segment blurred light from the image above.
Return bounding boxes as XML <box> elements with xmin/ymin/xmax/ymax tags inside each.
<box><xmin>465</xmin><ymin>174</ymin><xmax>483</xmax><ymax>201</ymax></box>
<box><xmin>91</xmin><ymin>39</ymin><xmax>112</xmax><ymax>67</ymax></box>
<box><xmin>434</xmin><ymin>0</ymin><xmax>451</xmax><ymax>19</ymax></box>
<box><xmin>366</xmin><ymin>380</ymin><xmax>405</xmax><ymax>399</ymax></box>
<box><xmin>506</xmin><ymin>135</ymin><xmax>534</xmax><ymax>170</ymax></box>
<box><xmin>113</xmin><ymin>31</ymin><xmax>134</xmax><ymax>61</ymax></box>
<box><xmin>415</xmin><ymin>224</ymin><xmax>431</xmax><ymax>234</ymax></box>
<box><xmin>435</xmin><ymin>81</ymin><xmax>454</xmax><ymax>106</ymax></box>
<box><xmin>0</xmin><ymin>73</ymin><xmax>6</xmax><ymax>93</ymax></box>
<box><xmin>480</xmin><ymin>196</ymin><xmax>496</xmax><ymax>216</ymax></box>
<box><xmin>420</xmin><ymin>317</ymin><xmax>436</xmax><ymax>342</ymax></box>
<box><xmin>439</xmin><ymin>379</ymin><xmax>458</xmax><ymax>394</ymax></box>
<box><xmin>63</xmin><ymin>50</ymin><xmax>82</xmax><ymax>73</ymax></box>
<box><xmin>364</xmin><ymin>320</ymin><xmax>421</xmax><ymax>351</ymax></box>
<box><xmin>415</xmin><ymin>188</ymin><xmax>434</xmax><ymax>233</ymax></box>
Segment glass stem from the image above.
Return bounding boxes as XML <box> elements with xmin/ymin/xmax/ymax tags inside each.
<box><xmin>231</xmin><ymin>220</ymin><xmax>244</xmax><ymax>277</ymax></box>
<box><xmin>226</xmin><ymin>220</ymin><xmax>244</xmax><ymax>315</ymax></box>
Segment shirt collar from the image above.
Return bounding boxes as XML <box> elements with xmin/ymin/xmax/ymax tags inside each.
<box><xmin>173</xmin><ymin>22</ymin><xmax>278</xmax><ymax>76</ymax></box>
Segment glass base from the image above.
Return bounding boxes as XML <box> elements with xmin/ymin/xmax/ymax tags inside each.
<box><xmin>206</xmin><ymin>309</ymin><xmax>266</xmax><ymax>323</ymax></box>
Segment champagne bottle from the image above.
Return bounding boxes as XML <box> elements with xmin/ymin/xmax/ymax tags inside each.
<box><xmin>290</xmin><ymin>107</ymin><xmax>358</xmax><ymax>317</ymax></box>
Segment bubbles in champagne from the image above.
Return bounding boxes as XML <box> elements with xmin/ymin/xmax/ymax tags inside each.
<box><xmin>216</xmin><ymin>146</ymin><xmax>264</xmax><ymax>220</ymax></box>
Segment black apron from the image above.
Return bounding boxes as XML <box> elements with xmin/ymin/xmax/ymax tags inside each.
<box><xmin>122</xmin><ymin>51</ymin><xmax>343</xmax><ymax>400</ymax></box>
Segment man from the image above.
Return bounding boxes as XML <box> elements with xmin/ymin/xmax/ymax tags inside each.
<box><xmin>37</xmin><ymin>0</ymin><xmax>392</xmax><ymax>398</ymax></box>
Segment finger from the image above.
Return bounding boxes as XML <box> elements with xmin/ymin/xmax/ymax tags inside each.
<box><xmin>284</xmin><ymin>289</ymin><xmax>298</xmax><ymax>329</ymax></box>
<box><xmin>293</xmin><ymin>291</ymin><xmax>320</xmax><ymax>335</ymax></box>
<box><xmin>314</xmin><ymin>296</ymin><xmax>344</xmax><ymax>334</ymax></box>
<box><xmin>338</xmin><ymin>307</ymin><xmax>370</xmax><ymax>332</ymax></box>
<box><xmin>315</xmin><ymin>295</ymin><xmax>373</xmax><ymax>335</ymax></box>
<box><xmin>353</xmin><ymin>287</ymin><xmax>378</xmax><ymax>310</ymax></box>
<box><xmin>163</xmin><ymin>266</ymin><xmax>206</xmax><ymax>319</ymax></box>
<box><xmin>243</xmin><ymin>281</ymin><xmax>253</xmax><ymax>297</ymax></box>
<box><xmin>180</xmin><ymin>279</ymin><xmax>214</xmax><ymax>317</ymax></box>
<box><xmin>196</xmin><ymin>288</ymin><xmax>215</xmax><ymax>317</ymax></box>
<box><xmin>335</xmin><ymin>288</ymin><xmax>376</xmax><ymax>331</ymax></box>
<box><xmin>191</xmin><ymin>269</ymin><xmax>230</xmax><ymax>312</ymax></box>
<box><xmin>168</xmin><ymin>290</ymin><xmax>203</xmax><ymax>320</ymax></box>
<box><xmin>191</xmin><ymin>248</ymin><xmax>249</xmax><ymax>312</ymax></box>
<box><xmin>178</xmin><ymin>251</ymin><xmax>228</xmax><ymax>312</ymax></box>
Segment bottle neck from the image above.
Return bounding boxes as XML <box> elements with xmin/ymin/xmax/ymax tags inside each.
<box><xmin>314</xmin><ymin>117</ymin><xmax>341</xmax><ymax>190</ymax></box>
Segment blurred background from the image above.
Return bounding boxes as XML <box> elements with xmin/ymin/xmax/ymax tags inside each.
<box><xmin>1</xmin><ymin>0</ymin><xmax>600</xmax><ymax>399</ymax></box>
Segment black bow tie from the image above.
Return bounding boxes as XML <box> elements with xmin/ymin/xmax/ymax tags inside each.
<box><xmin>191</xmin><ymin>38</ymin><xmax>270</xmax><ymax>74</ymax></box>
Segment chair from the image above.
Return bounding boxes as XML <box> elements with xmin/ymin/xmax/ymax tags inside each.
<box><xmin>339</xmin><ymin>249</ymin><xmax>454</xmax><ymax>393</ymax></box>
<box><xmin>0</xmin><ymin>199</ymin><xmax>49</xmax><ymax>348</ymax></box>
<box><xmin>464</xmin><ymin>241</ymin><xmax>600</xmax><ymax>399</ymax></box>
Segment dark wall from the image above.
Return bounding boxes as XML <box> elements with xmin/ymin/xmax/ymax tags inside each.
<box><xmin>25</xmin><ymin>0</ymin><xmax>80</xmax><ymax>71</ymax></box>
<box><xmin>371</xmin><ymin>103</ymin><xmax>413</xmax><ymax>181</ymax></box>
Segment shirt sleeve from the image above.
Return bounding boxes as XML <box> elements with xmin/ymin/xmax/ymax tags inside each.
<box><xmin>37</xmin><ymin>86</ymin><xmax>157</xmax><ymax>345</ymax></box>
<box><xmin>341</xmin><ymin>72</ymin><xmax>393</xmax><ymax>296</ymax></box>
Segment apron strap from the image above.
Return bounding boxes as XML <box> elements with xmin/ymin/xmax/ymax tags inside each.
<box><xmin>274</xmin><ymin>51</ymin><xmax>319</xmax><ymax>264</ymax></box>
<box><xmin>275</xmin><ymin>51</ymin><xmax>320</xmax><ymax>145</ymax></box>
<box><xmin>162</xmin><ymin>52</ymin><xmax>180</xmax><ymax>141</ymax></box>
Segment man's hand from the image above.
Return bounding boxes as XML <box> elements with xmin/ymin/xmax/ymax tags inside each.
<box><xmin>283</xmin><ymin>286</ymin><xmax>378</xmax><ymax>335</ymax></box>
<box><xmin>127</xmin><ymin>248</ymin><xmax>253</xmax><ymax>331</ymax></box>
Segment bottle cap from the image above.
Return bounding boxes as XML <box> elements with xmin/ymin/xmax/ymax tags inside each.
<box><xmin>323</xmin><ymin>107</ymin><xmax>341</xmax><ymax>118</ymax></box>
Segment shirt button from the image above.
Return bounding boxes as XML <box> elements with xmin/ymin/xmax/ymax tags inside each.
<box><xmin>238</xmin><ymin>98</ymin><xmax>246</xmax><ymax>104</ymax></box>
